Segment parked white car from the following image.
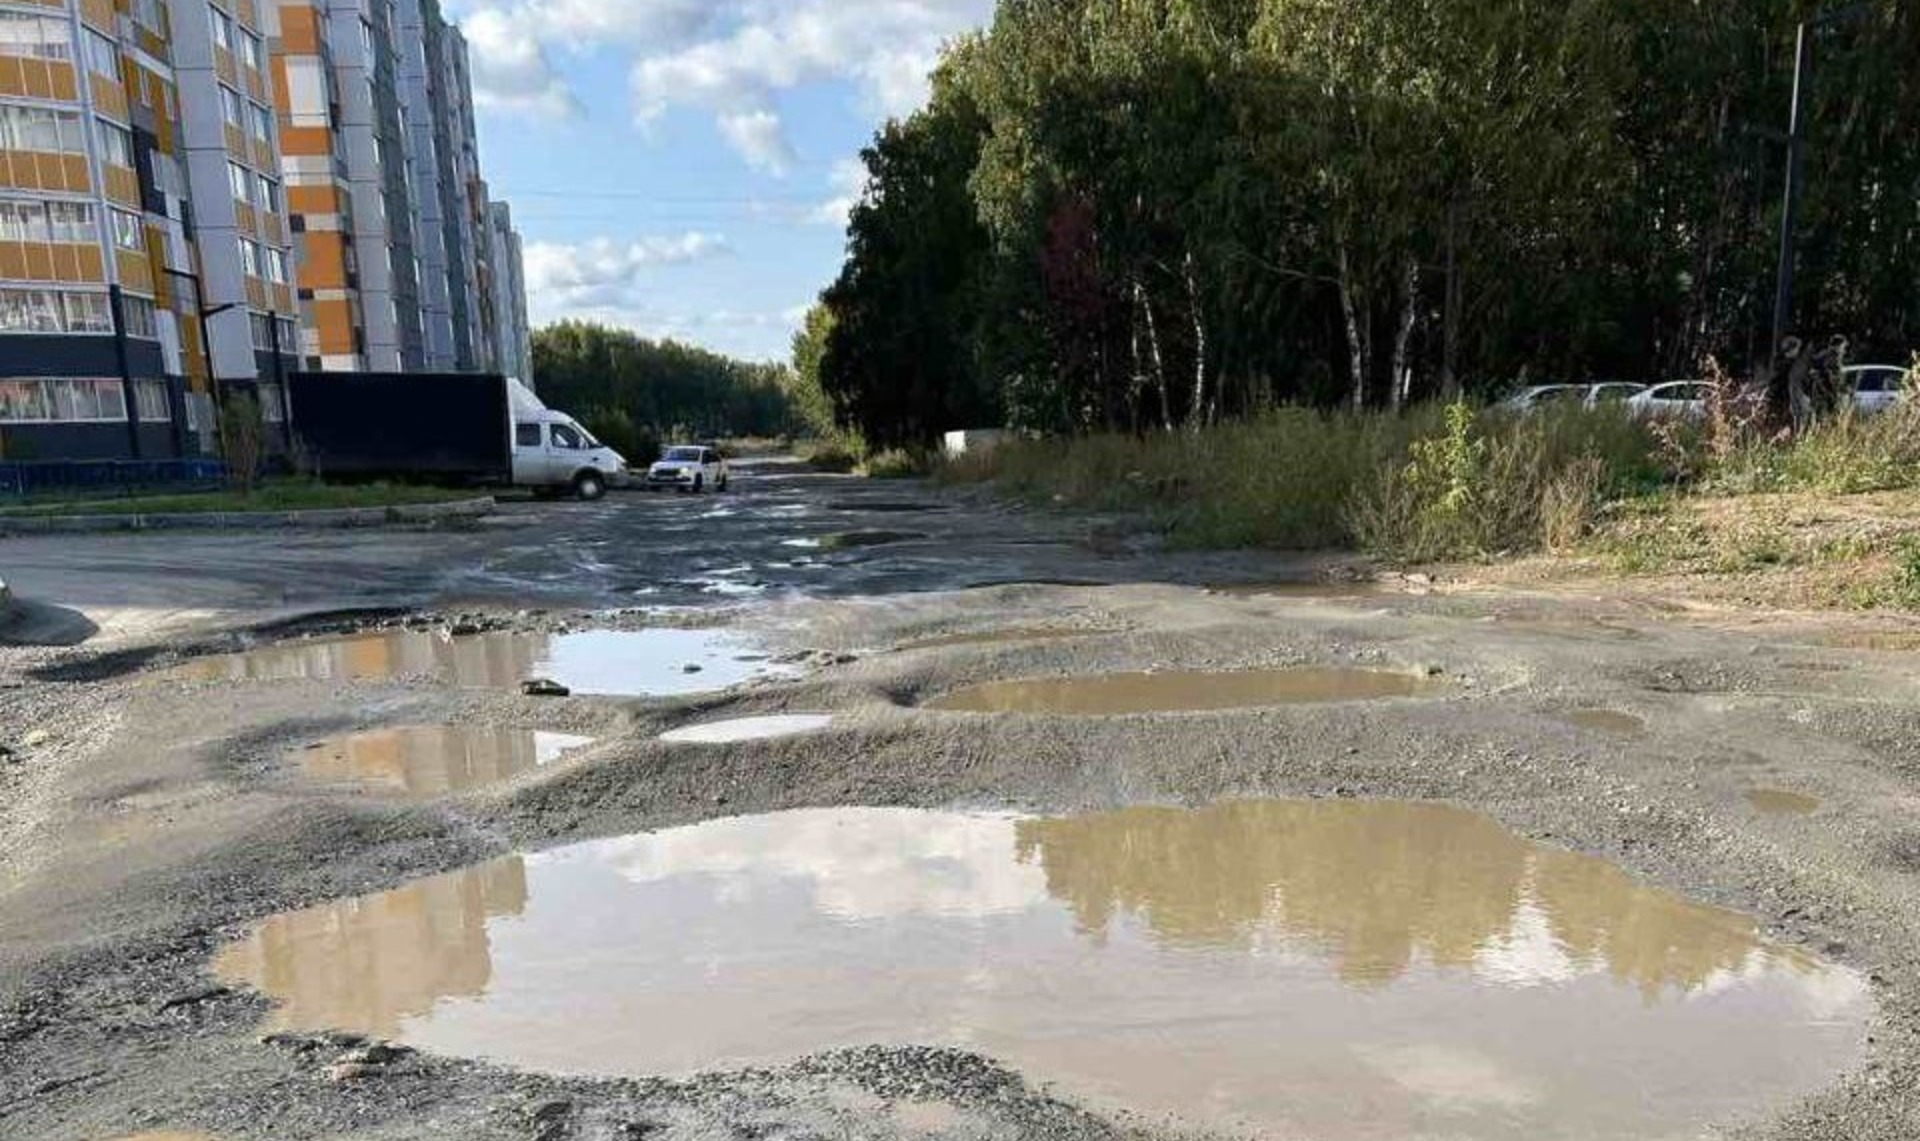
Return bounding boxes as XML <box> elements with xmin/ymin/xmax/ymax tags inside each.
<box><xmin>1847</xmin><ymin>365</ymin><xmax>1911</xmax><ymax>415</ymax></box>
<box><xmin>1627</xmin><ymin>381</ymin><xmax>1712</xmax><ymax>420</ymax></box>
<box><xmin>645</xmin><ymin>446</ymin><xmax>729</xmax><ymax>493</ymax></box>
<box><xmin>1499</xmin><ymin>383</ymin><xmax>1647</xmax><ymax>413</ymax></box>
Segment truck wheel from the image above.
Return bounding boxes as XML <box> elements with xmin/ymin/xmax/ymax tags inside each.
<box><xmin>693</xmin><ymin>474</ymin><xmax>705</xmax><ymax>494</ymax></box>
<box><xmin>574</xmin><ymin>472</ymin><xmax>607</xmax><ymax>501</ymax></box>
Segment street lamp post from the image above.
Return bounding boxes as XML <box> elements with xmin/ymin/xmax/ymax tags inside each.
<box><xmin>1769</xmin><ymin>2</ymin><xmax>1874</xmax><ymax>375</ymax></box>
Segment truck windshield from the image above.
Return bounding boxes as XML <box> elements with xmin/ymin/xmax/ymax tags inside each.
<box><xmin>664</xmin><ymin>448</ymin><xmax>703</xmax><ymax>462</ymax></box>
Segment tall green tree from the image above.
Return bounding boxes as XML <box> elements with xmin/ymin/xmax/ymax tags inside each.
<box><xmin>532</xmin><ymin>322</ymin><xmax>798</xmax><ymax>441</ymax></box>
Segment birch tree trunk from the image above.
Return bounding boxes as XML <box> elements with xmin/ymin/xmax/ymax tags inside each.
<box><xmin>1390</xmin><ymin>258</ymin><xmax>1421</xmax><ymax>409</ymax></box>
<box><xmin>1337</xmin><ymin>241</ymin><xmax>1370</xmax><ymax>411</ymax></box>
<box><xmin>1138</xmin><ymin>280</ymin><xmax>1173</xmax><ymax>432</ymax></box>
<box><xmin>1184</xmin><ymin>251</ymin><xmax>1210</xmax><ymax>430</ymax></box>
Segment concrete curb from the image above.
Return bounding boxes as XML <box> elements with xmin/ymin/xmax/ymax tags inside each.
<box><xmin>0</xmin><ymin>576</ymin><xmax>14</xmax><ymax>630</ymax></box>
<box><xmin>0</xmin><ymin>496</ymin><xmax>497</xmax><ymax>536</ymax></box>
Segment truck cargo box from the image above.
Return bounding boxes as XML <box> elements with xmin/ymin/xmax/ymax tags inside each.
<box><xmin>291</xmin><ymin>372</ymin><xmax>511</xmax><ymax>484</ymax></box>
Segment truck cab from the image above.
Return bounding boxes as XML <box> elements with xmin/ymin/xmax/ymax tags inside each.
<box><xmin>510</xmin><ymin>409</ymin><xmax>629</xmax><ymax>500</ymax></box>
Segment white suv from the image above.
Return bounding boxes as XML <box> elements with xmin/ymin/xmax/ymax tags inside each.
<box><xmin>645</xmin><ymin>446</ymin><xmax>730</xmax><ymax>493</ymax></box>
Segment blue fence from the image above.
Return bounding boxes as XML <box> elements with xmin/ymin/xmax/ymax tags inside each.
<box><xmin>0</xmin><ymin>459</ymin><xmax>229</xmax><ymax>499</ymax></box>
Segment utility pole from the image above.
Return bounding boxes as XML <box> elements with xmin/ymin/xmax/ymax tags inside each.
<box><xmin>1769</xmin><ymin>3</ymin><xmax>1874</xmax><ymax>376</ymax></box>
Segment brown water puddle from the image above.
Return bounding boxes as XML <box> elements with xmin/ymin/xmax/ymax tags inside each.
<box><xmin>167</xmin><ymin>628</ymin><xmax>785</xmax><ymax>697</ymax></box>
<box><xmin>1560</xmin><ymin>709</ymin><xmax>1646</xmax><ymax>735</ymax></box>
<box><xmin>927</xmin><ymin>668</ymin><xmax>1436</xmax><ymax>715</ymax></box>
<box><xmin>218</xmin><ymin>800</ymin><xmax>1867</xmax><ymax>1141</ymax></box>
<box><xmin>1747</xmin><ymin>789</ymin><xmax>1821</xmax><ymax>816</ymax></box>
<box><xmin>300</xmin><ymin>727</ymin><xmax>594</xmax><ymax>798</ymax></box>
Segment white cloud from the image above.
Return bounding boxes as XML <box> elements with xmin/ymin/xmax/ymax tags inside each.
<box><xmin>458</xmin><ymin>9</ymin><xmax>581</xmax><ymax>118</ymax></box>
<box><xmin>448</xmin><ymin>1</ymin><xmax>993</xmax><ymax>164</ymax></box>
<box><xmin>523</xmin><ymin>232</ymin><xmax>730</xmax><ymax>315</ymax></box>
<box><xmin>718</xmin><ymin>110</ymin><xmax>797</xmax><ymax>175</ymax></box>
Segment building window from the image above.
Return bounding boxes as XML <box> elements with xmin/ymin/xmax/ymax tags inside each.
<box><xmin>0</xmin><ymin>200</ymin><xmax>50</xmax><ymax>242</ymax></box>
<box><xmin>282</xmin><ymin>57</ymin><xmax>330</xmax><ymax>128</ymax></box>
<box><xmin>254</xmin><ymin>173</ymin><xmax>280</xmax><ymax>214</ymax></box>
<box><xmin>209</xmin><ymin>7</ymin><xmax>233</xmax><ymax>51</ymax></box>
<box><xmin>237</xmin><ymin>29</ymin><xmax>263</xmax><ymax>72</ymax></box>
<box><xmin>109</xmin><ymin>208</ymin><xmax>143</xmax><ymax>250</ymax></box>
<box><xmin>94</xmin><ymin>118</ymin><xmax>135</xmax><ymax>166</ymax></box>
<box><xmin>131</xmin><ymin>0</ymin><xmax>167</xmax><ymax>37</ymax></box>
<box><xmin>264</xmin><ymin>247</ymin><xmax>289</xmax><ymax>284</ymax></box>
<box><xmin>118</xmin><ymin>294</ymin><xmax>156</xmax><ymax>339</ymax></box>
<box><xmin>0</xmin><ymin>378</ymin><xmax>128</xmax><ymax>423</ymax></box>
<box><xmin>238</xmin><ymin>237</ymin><xmax>260</xmax><ymax>278</ymax></box>
<box><xmin>227</xmin><ymin>160</ymin><xmax>251</xmax><ymax>203</ymax></box>
<box><xmin>219</xmin><ymin>83</ymin><xmax>244</xmax><ymax>128</ymax></box>
<box><xmin>64</xmin><ymin>291</ymin><xmax>113</xmax><ymax>334</ymax></box>
<box><xmin>277</xmin><ymin>315</ymin><xmax>297</xmax><ymax>348</ymax></box>
<box><xmin>46</xmin><ymin>200</ymin><xmax>95</xmax><ymax>243</ymax></box>
<box><xmin>0</xmin><ymin>289</ymin><xmax>119</xmax><ymax>335</ymax></box>
<box><xmin>133</xmin><ymin>378</ymin><xmax>170</xmax><ymax>422</ymax></box>
<box><xmin>250</xmin><ymin>102</ymin><xmax>273</xmax><ymax>143</ymax></box>
<box><xmin>259</xmin><ymin>381</ymin><xmax>286</xmax><ymax>423</ymax></box>
<box><xmin>0</xmin><ymin>288</ymin><xmax>61</xmax><ymax>332</ymax></box>
<box><xmin>0</xmin><ymin>12</ymin><xmax>71</xmax><ymax>61</ymax></box>
<box><xmin>1</xmin><ymin>105</ymin><xmax>86</xmax><ymax>154</ymax></box>
<box><xmin>83</xmin><ymin>29</ymin><xmax>117</xmax><ymax>78</ymax></box>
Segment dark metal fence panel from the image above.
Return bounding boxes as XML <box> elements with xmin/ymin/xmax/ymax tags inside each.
<box><xmin>0</xmin><ymin>459</ymin><xmax>228</xmax><ymax>498</ymax></box>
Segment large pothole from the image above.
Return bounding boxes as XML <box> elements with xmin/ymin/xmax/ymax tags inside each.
<box><xmin>215</xmin><ymin>800</ymin><xmax>1868</xmax><ymax>1139</ymax></box>
<box><xmin>167</xmin><ymin>628</ymin><xmax>786</xmax><ymax>697</ymax></box>
<box><xmin>297</xmin><ymin>727</ymin><xmax>595</xmax><ymax>798</ymax></box>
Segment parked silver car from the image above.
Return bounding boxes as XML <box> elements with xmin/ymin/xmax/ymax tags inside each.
<box><xmin>1627</xmin><ymin>381</ymin><xmax>1712</xmax><ymax>420</ymax></box>
<box><xmin>1498</xmin><ymin>383</ymin><xmax>1647</xmax><ymax>413</ymax></box>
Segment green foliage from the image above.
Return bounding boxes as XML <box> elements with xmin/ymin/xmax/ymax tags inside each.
<box><xmin>815</xmin><ymin>0</ymin><xmax>1920</xmax><ymax>450</ymax></box>
<box><xmin>533</xmin><ymin>321</ymin><xmax>797</xmax><ymax>442</ymax></box>
<box><xmin>1889</xmin><ymin>540</ymin><xmax>1920</xmax><ymax>610</ymax></box>
<box><xmin>860</xmin><ymin>448</ymin><xmax>934</xmax><ymax>479</ymax></box>
<box><xmin>219</xmin><ymin>392</ymin><xmax>266</xmax><ymax>496</ymax></box>
<box><xmin>816</xmin><ymin>62</ymin><xmax>1000</xmax><ymax>450</ymax></box>
<box><xmin>577</xmin><ymin>406</ymin><xmax>660</xmax><ymax>466</ymax></box>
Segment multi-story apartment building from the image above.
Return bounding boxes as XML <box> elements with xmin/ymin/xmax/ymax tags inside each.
<box><xmin>0</xmin><ymin>0</ymin><xmax>531</xmax><ymax>464</ymax></box>
<box><xmin>0</xmin><ymin>0</ymin><xmax>297</xmax><ymax>462</ymax></box>
<box><xmin>487</xmin><ymin>200</ymin><xmax>529</xmax><ymax>385</ymax></box>
<box><xmin>273</xmin><ymin>0</ymin><xmax>423</xmax><ymax>372</ymax></box>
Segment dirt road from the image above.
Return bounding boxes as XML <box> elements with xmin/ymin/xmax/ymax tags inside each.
<box><xmin>4</xmin><ymin>460</ymin><xmax>1919</xmax><ymax>1140</ymax></box>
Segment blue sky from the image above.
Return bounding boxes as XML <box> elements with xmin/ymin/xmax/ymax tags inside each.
<box><xmin>441</xmin><ymin>0</ymin><xmax>996</xmax><ymax>362</ymax></box>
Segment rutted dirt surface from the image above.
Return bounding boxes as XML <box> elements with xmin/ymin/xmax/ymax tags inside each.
<box><xmin>4</xmin><ymin>459</ymin><xmax>1920</xmax><ymax>1140</ymax></box>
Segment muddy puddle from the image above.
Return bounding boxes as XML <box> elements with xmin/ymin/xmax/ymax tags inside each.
<box><xmin>218</xmin><ymin>800</ymin><xmax>1867</xmax><ymax>1140</ymax></box>
<box><xmin>1747</xmin><ymin>789</ymin><xmax>1821</xmax><ymax>816</ymax></box>
<box><xmin>659</xmin><ymin>715</ymin><xmax>833</xmax><ymax>745</ymax></box>
<box><xmin>168</xmin><ymin>628</ymin><xmax>786</xmax><ymax>697</ymax></box>
<box><xmin>300</xmin><ymin>727</ymin><xmax>594</xmax><ymax>798</ymax></box>
<box><xmin>1560</xmin><ymin>709</ymin><xmax>1646</xmax><ymax>735</ymax></box>
<box><xmin>926</xmin><ymin>667</ymin><xmax>1437</xmax><ymax>715</ymax></box>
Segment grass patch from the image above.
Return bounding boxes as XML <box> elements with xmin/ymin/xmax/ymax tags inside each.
<box><xmin>0</xmin><ymin>480</ymin><xmax>479</xmax><ymax>518</ymax></box>
<box><xmin>940</xmin><ymin>403</ymin><xmax>1662</xmax><ymax>556</ymax></box>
